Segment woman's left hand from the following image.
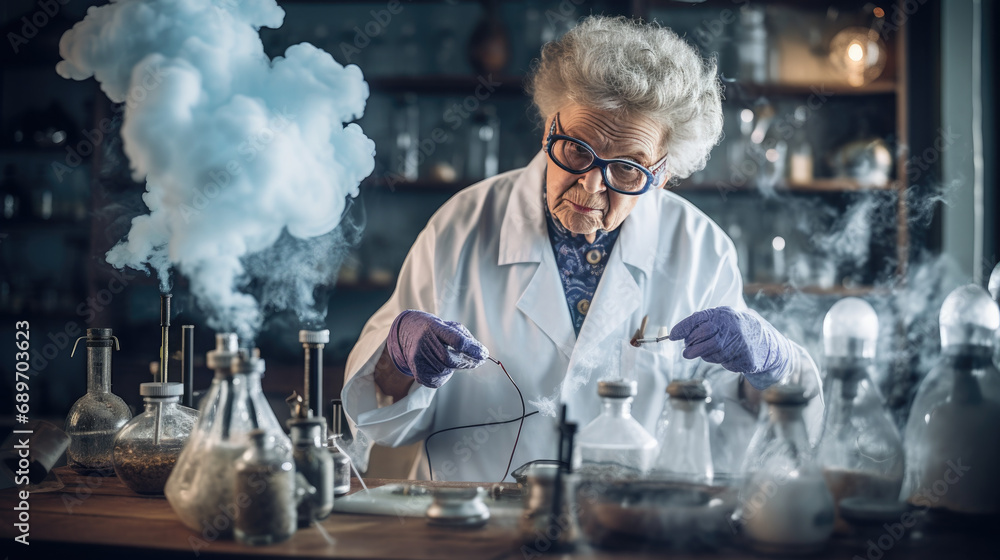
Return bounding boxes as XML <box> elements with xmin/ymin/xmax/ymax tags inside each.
<box><xmin>668</xmin><ymin>306</ymin><xmax>791</xmax><ymax>390</ymax></box>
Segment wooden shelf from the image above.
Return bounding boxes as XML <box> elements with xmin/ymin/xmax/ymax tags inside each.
<box><xmin>744</xmin><ymin>283</ymin><xmax>885</xmax><ymax>297</ymax></box>
<box><xmin>2</xmin><ymin>219</ymin><xmax>90</xmax><ymax>235</ymax></box>
<box><xmin>364</xmin><ymin>179</ymin><xmax>469</xmax><ymax>194</ymax></box>
<box><xmin>675</xmin><ymin>178</ymin><xmax>898</xmax><ymax>194</ymax></box>
<box><xmin>367</xmin><ymin>75</ymin><xmax>526</xmax><ymax>95</ymax></box>
<box><xmin>725</xmin><ymin>80</ymin><xmax>898</xmax><ymax>100</ymax></box>
<box><xmin>651</xmin><ymin>0</ymin><xmax>890</xmax><ymax>13</ymax></box>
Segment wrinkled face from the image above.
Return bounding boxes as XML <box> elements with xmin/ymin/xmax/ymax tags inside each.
<box><xmin>543</xmin><ymin>104</ymin><xmax>667</xmax><ymax>240</ymax></box>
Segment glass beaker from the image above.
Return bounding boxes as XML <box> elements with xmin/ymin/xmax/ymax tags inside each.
<box><xmin>234</xmin><ymin>429</ymin><xmax>297</xmax><ymax>545</ymax></box>
<box><xmin>902</xmin><ymin>285</ymin><xmax>1000</xmax><ymax>515</ymax></box>
<box><xmin>66</xmin><ymin>328</ymin><xmax>131</xmax><ymax>475</ymax></box>
<box><xmin>652</xmin><ymin>379</ymin><xmax>713</xmax><ymax>484</ymax></box>
<box><xmin>736</xmin><ymin>385</ymin><xmax>834</xmax><ymax>554</ymax></box>
<box><xmin>572</xmin><ymin>379</ymin><xmax>657</xmax><ymax>477</ymax></box>
<box><xmin>816</xmin><ymin>298</ymin><xmax>904</xmax><ymax>531</ymax></box>
<box><xmin>113</xmin><ymin>381</ymin><xmax>198</xmax><ymax>494</ymax></box>
<box><xmin>165</xmin><ymin>336</ymin><xmax>292</xmax><ymax>538</ymax></box>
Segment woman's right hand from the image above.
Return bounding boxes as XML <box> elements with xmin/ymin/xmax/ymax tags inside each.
<box><xmin>387</xmin><ymin>310</ymin><xmax>489</xmax><ymax>388</ymax></box>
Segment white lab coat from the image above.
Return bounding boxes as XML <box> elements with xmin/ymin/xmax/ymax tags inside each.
<box><xmin>343</xmin><ymin>151</ymin><xmax>823</xmax><ymax>482</ymax></box>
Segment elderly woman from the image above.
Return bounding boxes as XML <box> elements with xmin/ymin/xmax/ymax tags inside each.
<box><xmin>344</xmin><ymin>16</ymin><xmax>822</xmax><ymax>481</ymax></box>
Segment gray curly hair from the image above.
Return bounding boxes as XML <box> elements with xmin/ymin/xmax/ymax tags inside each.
<box><xmin>526</xmin><ymin>16</ymin><xmax>723</xmax><ymax>181</ymax></box>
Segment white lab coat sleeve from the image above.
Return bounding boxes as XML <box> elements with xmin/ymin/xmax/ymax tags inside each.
<box><xmin>690</xmin><ymin>241</ymin><xmax>825</xmax><ymax>468</ymax></box>
<box><xmin>341</xmin><ymin>226</ymin><xmax>443</xmax><ymax>450</ymax></box>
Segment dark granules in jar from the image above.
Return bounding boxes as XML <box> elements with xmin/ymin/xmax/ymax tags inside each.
<box><xmin>114</xmin><ymin>445</ymin><xmax>184</xmax><ymax>494</ymax></box>
<box><xmin>235</xmin><ymin>467</ymin><xmax>296</xmax><ymax>545</ymax></box>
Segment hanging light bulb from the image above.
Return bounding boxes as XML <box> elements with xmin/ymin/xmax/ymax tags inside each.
<box><xmin>939</xmin><ymin>284</ymin><xmax>1000</xmax><ymax>351</ymax></box>
<box><xmin>988</xmin><ymin>262</ymin><xmax>1000</xmax><ymax>304</ymax></box>
<box><xmin>823</xmin><ymin>297</ymin><xmax>879</xmax><ymax>363</ymax></box>
<box><xmin>901</xmin><ymin>284</ymin><xmax>1000</xmax><ymax>515</ymax></box>
<box><xmin>828</xmin><ymin>27</ymin><xmax>887</xmax><ymax>87</ymax></box>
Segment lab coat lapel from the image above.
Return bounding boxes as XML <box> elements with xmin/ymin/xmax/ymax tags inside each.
<box><xmin>571</xmin><ymin>190</ymin><xmax>659</xmax><ymax>363</ymax></box>
<box><xmin>499</xmin><ymin>151</ymin><xmax>576</xmax><ymax>359</ymax></box>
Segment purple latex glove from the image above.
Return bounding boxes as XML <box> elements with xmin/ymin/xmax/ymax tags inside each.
<box><xmin>668</xmin><ymin>306</ymin><xmax>791</xmax><ymax>390</ymax></box>
<box><xmin>387</xmin><ymin>310</ymin><xmax>489</xmax><ymax>389</ymax></box>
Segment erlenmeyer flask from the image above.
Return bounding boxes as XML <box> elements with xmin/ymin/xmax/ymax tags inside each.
<box><xmin>902</xmin><ymin>285</ymin><xmax>1000</xmax><ymax>515</ymax></box>
<box><xmin>816</xmin><ymin>298</ymin><xmax>903</xmax><ymax>531</ymax></box>
<box><xmin>165</xmin><ymin>335</ymin><xmax>291</xmax><ymax>538</ymax></box>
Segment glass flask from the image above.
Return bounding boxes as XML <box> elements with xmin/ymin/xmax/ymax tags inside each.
<box><xmin>651</xmin><ymin>379</ymin><xmax>713</xmax><ymax>483</ymax></box>
<box><xmin>165</xmin><ymin>336</ymin><xmax>292</xmax><ymax>538</ymax></box>
<box><xmin>65</xmin><ymin>328</ymin><xmax>131</xmax><ymax>475</ymax></box>
<box><xmin>737</xmin><ymin>385</ymin><xmax>835</xmax><ymax>554</ymax></box>
<box><xmin>234</xmin><ymin>429</ymin><xmax>297</xmax><ymax>545</ymax></box>
<box><xmin>902</xmin><ymin>285</ymin><xmax>1000</xmax><ymax>515</ymax></box>
<box><xmin>112</xmin><ymin>381</ymin><xmax>198</xmax><ymax>494</ymax></box>
<box><xmin>572</xmin><ymin>379</ymin><xmax>657</xmax><ymax>477</ymax></box>
<box><xmin>328</xmin><ymin>398</ymin><xmax>352</xmax><ymax>496</ymax></box>
<box><xmin>287</xmin><ymin>393</ymin><xmax>333</xmax><ymax>527</ymax></box>
<box><xmin>816</xmin><ymin>298</ymin><xmax>904</xmax><ymax>532</ymax></box>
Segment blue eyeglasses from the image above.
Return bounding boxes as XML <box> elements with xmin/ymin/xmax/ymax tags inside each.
<box><xmin>545</xmin><ymin>113</ymin><xmax>668</xmax><ymax>195</ymax></box>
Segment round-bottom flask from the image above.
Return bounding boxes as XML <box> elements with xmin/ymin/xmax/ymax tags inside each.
<box><xmin>113</xmin><ymin>382</ymin><xmax>198</xmax><ymax>494</ymax></box>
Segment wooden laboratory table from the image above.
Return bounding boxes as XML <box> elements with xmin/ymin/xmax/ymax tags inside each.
<box><xmin>1</xmin><ymin>467</ymin><xmax>997</xmax><ymax>560</ymax></box>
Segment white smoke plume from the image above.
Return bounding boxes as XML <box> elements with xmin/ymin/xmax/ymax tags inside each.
<box><xmin>56</xmin><ymin>0</ymin><xmax>375</xmax><ymax>341</ymax></box>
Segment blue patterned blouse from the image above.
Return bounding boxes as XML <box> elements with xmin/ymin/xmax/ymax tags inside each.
<box><xmin>542</xmin><ymin>184</ymin><xmax>621</xmax><ymax>335</ymax></box>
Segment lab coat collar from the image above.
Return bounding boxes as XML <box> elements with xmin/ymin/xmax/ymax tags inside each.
<box><xmin>498</xmin><ymin>150</ymin><xmax>549</xmax><ymax>265</ymax></box>
<box><xmin>498</xmin><ymin>151</ymin><xmax>661</xmax><ymax>360</ymax></box>
<box><xmin>499</xmin><ymin>149</ymin><xmax>660</xmax><ymax>276</ymax></box>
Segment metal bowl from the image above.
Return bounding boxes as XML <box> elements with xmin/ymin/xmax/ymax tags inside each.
<box><xmin>426</xmin><ymin>487</ymin><xmax>490</xmax><ymax>528</ymax></box>
<box><xmin>571</xmin><ymin>476</ymin><xmax>739</xmax><ymax>550</ymax></box>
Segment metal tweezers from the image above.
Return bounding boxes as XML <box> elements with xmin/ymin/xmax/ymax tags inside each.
<box><xmin>629</xmin><ymin>315</ymin><xmax>671</xmax><ymax>347</ymax></box>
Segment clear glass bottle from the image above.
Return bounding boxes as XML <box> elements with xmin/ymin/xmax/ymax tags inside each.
<box><xmin>234</xmin><ymin>429</ymin><xmax>297</xmax><ymax>545</ymax></box>
<box><xmin>287</xmin><ymin>393</ymin><xmax>333</xmax><ymax>527</ymax></box>
<box><xmin>165</xmin><ymin>336</ymin><xmax>292</xmax><ymax>538</ymax></box>
<box><xmin>66</xmin><ymin>328</ymin><xmax>131</xmax><ymax>475</ymax></box>
<box><xmin>902</xmin><ymin>285</ymin><xmax>1000</xmax><ymax>514</ymax></box>
<box><xmin>816</xmin><ymin>298</ymin><xmax>904</xmax><ymax>532</ymax></box>
<box><xmin>113</xmin><ymin>381</ymin><xmax>198</xmax><ymax>494</ymax></box>
<box><xmin>737</xmin><ymin>385</ymin><xmax>835</xmax><ymax>554</ymax></box>
<box><xmin>572</xmin><ymin>379</ymin><xmax>657</xmax><ymax>477</ymax></box>
<box><xmin>328</xmin><ymin>398</ymin><xmax>352</xmax><ymax>496</ymax></box>
<box><xmin>651</xmin><ymin>379</ymin><xmax>713</xmax><ymax>484</ymax></box>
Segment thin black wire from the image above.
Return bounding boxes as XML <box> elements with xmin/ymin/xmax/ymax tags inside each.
<box><xmin>424</xmin><ymin>357</ymin><xmax>535</xmax><ymax>483</ymax></box>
